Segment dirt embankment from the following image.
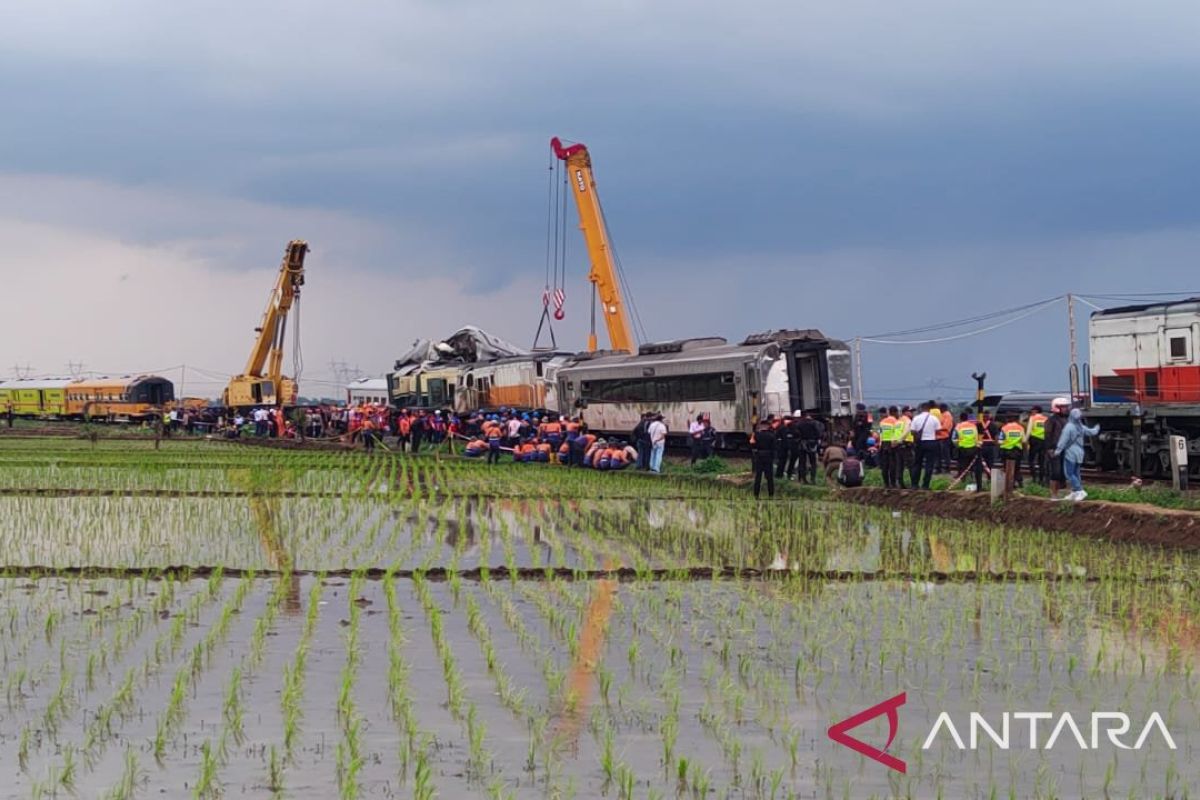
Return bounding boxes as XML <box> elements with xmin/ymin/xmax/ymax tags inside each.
<box><xmin>841</xmin><ymin>488</ymin><xmax>1200</xmax><ymax>550</ymax></box>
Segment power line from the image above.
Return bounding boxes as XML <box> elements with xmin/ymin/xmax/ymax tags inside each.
<box><xmin>860</xmin><ymin>296</ymin><xmax>1064</xmax><ymax>340</ymax></box>
<box><xmin>861</xmin><ymin>298</ymin><xmax>1063</xmax><ymax>345</ymax></box>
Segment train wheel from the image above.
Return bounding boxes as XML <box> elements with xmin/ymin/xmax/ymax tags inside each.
<box><xmin>1150</xmin><ymin>450</ymin><xmax>1170</xmax><ymax>479</ymax></box>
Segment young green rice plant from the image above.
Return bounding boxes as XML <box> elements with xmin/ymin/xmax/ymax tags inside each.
<box><xmin>599</xmin><ymin>724</ymin><xmax>616</xmax><ymax>786</ymax></box>
<box><xmin>193</xmin><ymin>740</ymin><xmax>218</xmax><ymax>799</ymax></box>
<box><xmin>413</xmin><ymin>743</ymin><xmax>435</xmax><ymax>800</ymax></box>
<box><xmin>268</xmin><ymin>745</ymin><xmax>283</xmax><ymax>795</ymax></box>
<box><xmin>100</xmin><ymin>747</ymin><xmax>142</xmax><ymax>800</ymax></box>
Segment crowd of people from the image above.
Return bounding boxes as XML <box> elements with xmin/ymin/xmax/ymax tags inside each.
<box><xmin>176</xmin><ymin>394</ymin><xmax>1101</xmax><ymax>501</ymax></box>
<box><xmin>865</xmin><ymin>396</ymin><xmax>1098</xmax><ymax>501</ymax></box>
<box><xmin>460</xmin><ymin>409</ymin><xmax>717</xmax><ymax>472</ymax></box>
<box><xmin>743</xmin><ymin>396</ymin><xmax>1102</xmax><ymax>501</ymax></box>
<box><xmin>749</xmin><ymin>410</ymin><xmax>863</xmax><ymax>498</ymax></box>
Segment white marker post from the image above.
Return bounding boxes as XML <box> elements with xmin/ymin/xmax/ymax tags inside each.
<box><xmin>1169</xmin><ymin>435</ymin><xmax>1188</xmax><ymax>491</ymax></box>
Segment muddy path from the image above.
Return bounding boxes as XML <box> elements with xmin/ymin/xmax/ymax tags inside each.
<box><xmin>840</xmin><ymin>487</ymin><xmax>1200</xmax><ymax>550</ymax></box>
<box><xmin>0</xmin><ymin>564</ymin><xmax>1185</xmax><ymax>583</ymax></box>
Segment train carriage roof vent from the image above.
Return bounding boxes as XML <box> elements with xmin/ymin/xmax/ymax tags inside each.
<box><xmin>740</xmin><ymin>329</ymin><xmax>827</xmax><ymax>346</ymax></box>
<box><xmin>637</xmin><ymin>337</ymin><xmax>727</xmax><ymax>356</ymax></box>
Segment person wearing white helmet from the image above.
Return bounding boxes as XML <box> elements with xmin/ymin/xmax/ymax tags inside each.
<box><xmin>1043</xmin><ymin>398</ymin><xmax>1071</xmax><ymax>499</ymax></box>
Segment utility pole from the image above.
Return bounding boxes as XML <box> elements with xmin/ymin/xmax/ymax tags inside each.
<box><xmin>11</xmin><ymin>364</ymin><xmax>33</xmax><ymax>380</ymax></box>
<box><xmin>853</xmin><ymin>337</ymin><xmax>865</xmax><ymax>405</ymax></box>
<box><xmin>1067</xmin><ymin>292</ymin><xmax>1079</xmax><ymax>400</ymax></box>
<box><xmin>1067</xmin><ymin>293</ymin><xmax>1077</xmax><ymax>373</ymax></box>
<box><xmin>67</xmin><ymin>361</ymin><xmax>85</xmax><ymax>379</ymax></box>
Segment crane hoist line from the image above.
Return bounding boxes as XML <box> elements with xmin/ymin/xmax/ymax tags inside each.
<box><xmin>222</xmin><ymin>240</ymin><xmax>308</xmax><ymax>410</ymax></box>
<box><xmin>550</xmin><ymin>137</ymin><xmax>640</xmax><ymax>354</ymax></box>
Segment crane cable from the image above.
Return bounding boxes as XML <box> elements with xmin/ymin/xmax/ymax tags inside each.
<box><xmin>292</xmin><ymin>295</ymin><xmax>303</xmax><ymax>392</ymax></box>
<box><xmin>542</xmin><ymin>152</ymin><xmax>557</xmax><ymax>314</ymax></box>
<box><xmin>533</xmin><ymin>155</ymin><xmax>563</xmax><ymax>350</ymax></box>
<box><xmin>601</xmin><ymin>209</ymin><xmax>649</xmax><ymax>346</ymax></box>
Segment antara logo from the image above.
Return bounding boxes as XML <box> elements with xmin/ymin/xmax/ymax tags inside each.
<box><xmin>829</xmin><ymin>694</ymin><xmax>1177</xmax><ymax>774</ymax></box>
<box><xmin>922</xmin><ymin>711</ymin><xmax>1177</xmax><ymax>751</ymax></box>
<box><xmin>827</xmin><ymin>692</ymin><xmax>907</xmax><ymax>773</ymax></box>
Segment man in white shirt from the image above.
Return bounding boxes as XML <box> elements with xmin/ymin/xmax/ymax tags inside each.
<box><xmin>688</xmin><ymin>415</ymin><xmax>706</xmax><ymax>465</ymax></box>
<box><xmin>648</xmin><ymin>414</ymin><xmax>668</xmax><ymax>473</ymax></box>
<box><xmin>908</xmin><ymin>401</ymin><xmax>941</xmax><ymax>489</ymax></box>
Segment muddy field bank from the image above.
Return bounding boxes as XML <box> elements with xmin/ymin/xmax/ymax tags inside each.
<box><xmin>839</xmin><ymin>487</ymin><xmax>1200</xmax><ymax>550</ymax></box>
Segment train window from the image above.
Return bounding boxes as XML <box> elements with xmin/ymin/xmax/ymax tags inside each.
<box><xmin>581</xmin><ymin>373</ymin><xmax>737</xmax><ymax>404</ymax></box>
<box><xmin>1169</xmin><ymin>335</ymin><xmax>1189</xmax><ymax>361</ymax></box>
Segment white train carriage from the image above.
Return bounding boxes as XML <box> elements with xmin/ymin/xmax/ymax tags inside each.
<box><xmin>346</xmin><ymin>378</ymin><xmax>389</xmax><ymax>406</ymax></box>
<box><xmin>1090</xmin><ymin>298</ymin><xmax>1200</xmax><ymax>406</ymax></box>
<box><xmin>555</xmin><ymin>330</ymin><xmax>853</xmax><ymax>445</ymax></box>
<box><xmin>1083</xmin><ymin>297</ymin><xmax>1200</xmax><ymax>474</ymax></box>
<box><xmin>455</xmin><ymin>352</ymin><xmax>575</xmax><ymax>413</ymax></box>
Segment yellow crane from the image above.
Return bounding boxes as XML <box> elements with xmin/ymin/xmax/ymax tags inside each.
<box><xmin>551</xmin><ymin>137</ymin><xmax>637</xmax><ymax>353</ymax></box>
<box><xmin>223</xmin><ymin>240</ymin><xmax>308</xmax><ymax>409</ymax></box>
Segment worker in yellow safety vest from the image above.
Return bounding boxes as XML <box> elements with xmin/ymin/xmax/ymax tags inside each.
<box><xmin>951</xmin><ymin>411</ymin><xmax>985</xmax><ymax>489</ymax></box>
<box><xmin>877</xmin><ymin>407</ymin><xmax>901</xmax><ymax>488</ymax></box>
<box><xmin>896</xmin><ymin>406</ymin><xmax>914</xmax><ymax>488</ymax></box>
<box><xmin>999</xmin><ymin>415</ymin><xmax>1026</xmax><ymax>497</ymax></box>
<box><xmin>1025</xmin><ymin>405</ymin><xmax>1048</xmax><ymax>485</ymax></box>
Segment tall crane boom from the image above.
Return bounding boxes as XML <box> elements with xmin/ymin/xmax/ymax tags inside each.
<box><xmin>551</xmin><ymin>137</ymin><xmax>637</xmax><ymax>354</ymax></box>
<box><xmin>223</xmin><ymin>240</ymin><xmax>308</xmax><ymax>409</ymax></box>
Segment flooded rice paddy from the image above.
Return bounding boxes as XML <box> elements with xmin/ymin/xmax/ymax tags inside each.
<box><xmin>0</xmin><ymin>439</ymin><xmax>1197</xmax><ymax>799</ymax></box>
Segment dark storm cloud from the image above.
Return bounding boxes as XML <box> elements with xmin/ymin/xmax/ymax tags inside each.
<box><xmin>1</xmin><ymin>0</ymin><xmax>1199</xmax><ymax>390</ymax></box>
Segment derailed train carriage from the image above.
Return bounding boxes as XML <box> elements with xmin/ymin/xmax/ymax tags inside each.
<box><xmin>381</xmin><ymin>328</ymin><xmax>854</xmax><ymax>446</ymax></box>
<box><xmin>555</xmin><ymin>330</ymin><xmax>854</xmax><ymax>446</ymax></box>
<box><xmin>455</xmin><ymin>352</ymin><xmax>575</xmax><ymax>414</ymax></box>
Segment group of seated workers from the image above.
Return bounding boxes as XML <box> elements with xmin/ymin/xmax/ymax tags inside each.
<box><xmin>462</xmin><ymin>427</ymin><xmax>639</xmax><ymax>470</ymax></box>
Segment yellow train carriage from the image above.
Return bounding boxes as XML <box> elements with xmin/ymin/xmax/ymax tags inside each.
<box><xmin>0</xmin><ymin>379</ymin><xmax>73</xmax><ymax>416</ymax></box>
<box><xmin>387</xmin><ymin>364</ymin><xmax>460</xmax><ymax>409</ymax></box>
<box><xmin>64</xmin><ymin>375</ymin><xmax>175</xmax><ymax>420</ymax></box>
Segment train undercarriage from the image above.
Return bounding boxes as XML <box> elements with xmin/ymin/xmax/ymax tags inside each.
<box><xmin>1084</xmin><ymin>405</ymin><xmax>1200</xmax><ymax>477</ymax></box>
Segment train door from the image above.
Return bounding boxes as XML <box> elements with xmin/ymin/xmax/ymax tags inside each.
<box><xmin>16</xmin><ymin>389</ymin><xmax>39</xmax><ymax>415</ymax></box>
<box><xmin>144</xmin><ymin>382</ymin><xmax>168</xmax><ymax>406</ymax></box>
<box><xmin>1136</xmin><ymin>328</ymin><xmax>1159</xmax><ymax>403</ymax></box>
<box><xmin>427</xmin><ymin>378</ymin><xmax>448</xmax><ymax>408</ymax></box>
<box><xmin>743</xmin><ymin>362</ymin><xmax>760</xmax><ymax>430</ymax></box>
<box><xmin>794</xmin><ymin>352</ymin><xmax>820</xmax><ymax>412</ymax></box>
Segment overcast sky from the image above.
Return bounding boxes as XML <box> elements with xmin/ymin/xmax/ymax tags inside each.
<box><xmin>1</xmin><ymin>1</ymin><xmax>1198</xmax><ymax>401</ymax></box>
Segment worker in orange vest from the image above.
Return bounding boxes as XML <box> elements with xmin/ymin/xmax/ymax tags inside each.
<box><xmin>936</xmin><ymin>403</ymin><xmax>953</xmax><ymax>473</ymax></box>
<box><xmin>999</xmin><ymin>414</ymin><xmax>1026</xmax><ymax>496</ymax></box>
<box><xmin>361</xmin><ymin>416</ymin><xmax>377</xmax><ymax>453</ymax></box>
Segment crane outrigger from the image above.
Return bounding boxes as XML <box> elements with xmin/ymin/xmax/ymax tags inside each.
<box><xmin>551</xmin><ymin>137</ymin><xmax>637</xmax><ymax>354</ymax></box>
<box><xmin>223</xmin><ymin>240</ymin><xmax>308</xmax><ymax>409</ymax></box>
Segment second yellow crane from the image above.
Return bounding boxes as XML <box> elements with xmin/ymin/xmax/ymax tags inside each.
<box><xmin>223</xmin><ymin>240</ymin><xmax>308</xmax><ymax>409</ymax></box>
<box><xmin>551</xmin><ymin>137</ymin><xmax>637</xmax><ymax>354</ymax></box>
